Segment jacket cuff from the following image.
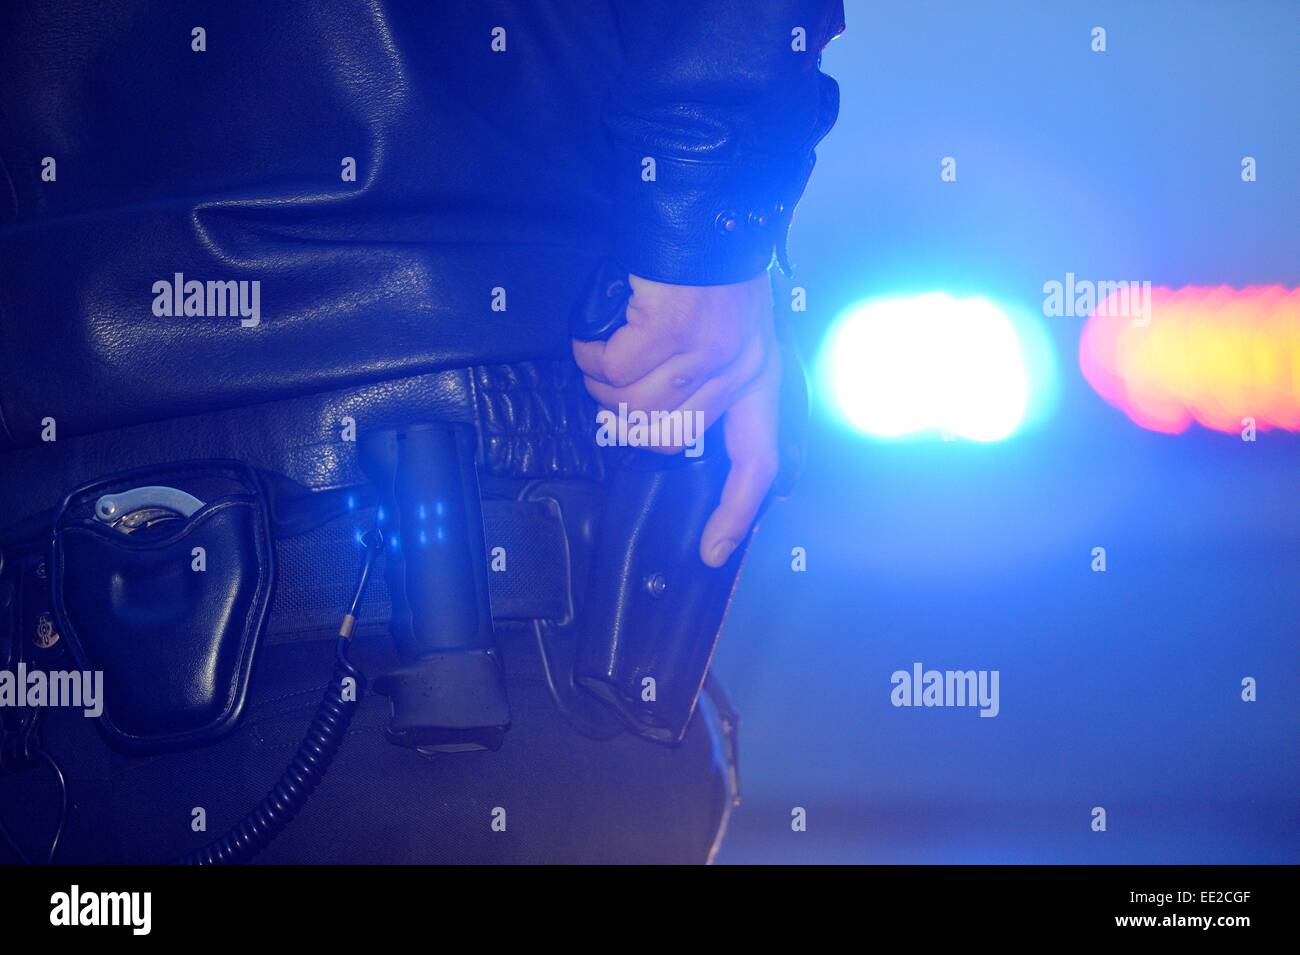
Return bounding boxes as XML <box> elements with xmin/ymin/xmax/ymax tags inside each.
<box><xmin>612</xmin><ymin>150</ymin><xmax>815</xmax><ymax>286</ymax></box>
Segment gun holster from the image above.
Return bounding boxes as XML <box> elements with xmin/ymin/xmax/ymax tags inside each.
<box><xmin>566</xmin><ymin>258</ymin><xmax>809</xmax><ymax>744</ymax></box>
<box><xmin>3</xmin><ymin>261</ymin><xmax>803</xmax><ymax>762</ymax></box>
<box><xmin>572</xmin><ymin>443</ymin><xmax>738</xmax><ymax>742</ymax></box>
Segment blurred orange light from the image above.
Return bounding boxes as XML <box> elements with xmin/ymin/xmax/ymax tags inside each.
<box><xmin>1079</xmin><ymin>285</ymin><xmax>1300</xmax><ymax>434</ymax></box>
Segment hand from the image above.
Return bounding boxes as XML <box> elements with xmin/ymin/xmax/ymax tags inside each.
<box><xmin>572</xmin><ymin>271</ymin><xmax>782</xmax><ymax>568</ymax></box>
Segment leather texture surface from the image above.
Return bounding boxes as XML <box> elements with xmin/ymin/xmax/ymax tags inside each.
<box><xmin>604</xmin><ymin>2</ymin><xmax>844</xmax><ymax>282</ymax></box>
<box><xmin>0</xmin><ymin>360</ymin><xmax>601</xmax><ymax>535</ymax></box>
<box><xmin>575</xmin><ymin>443</ymin><xmax>745</xmax><ymax>743</ymax></box>
<box><xmin>0</xmin><ymin>0</ymin><xmax>842</xmax><ymax>861</ymax></box>
<box><xmin>0</xmin><ymin>0</ymin><xmax>842</xmax><ymax>449</ymax></box>
<box><xmin>50</xmin><ymin>462</ymin><xmax>274</xmax><ymax>751</ymax></box>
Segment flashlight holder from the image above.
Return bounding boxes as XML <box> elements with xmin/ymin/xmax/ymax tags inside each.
<box><xmin>360</xmin><ymin>424</ymin><xmax>509</xmax><ymax>753</ymax></box>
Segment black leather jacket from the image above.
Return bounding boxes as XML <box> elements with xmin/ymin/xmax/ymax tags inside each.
<box><xmin>0</xmin><ymin>1</ymin><xmax>843</xmax><ymax>447</ymax></box>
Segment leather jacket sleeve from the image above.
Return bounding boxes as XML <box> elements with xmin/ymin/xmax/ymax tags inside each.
<box><xmin>604</xmin><ymin>0</ymin><xmax>844</xmax><ymax>286</ymax></box>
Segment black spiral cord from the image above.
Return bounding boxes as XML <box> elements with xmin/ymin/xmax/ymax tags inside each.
<box><xmin>1</xmin><ymin>520</ymin><xmax>383</xmax><ymax>865</ymax></box>
<box><xmin>174</xmin><ymin>527</ymin><xmax>382</xmax><ymax>865</ymax></box>
<box><xmin>173</xmin><ymin>637</ymin><xmax>361</xmax><ymax>865</ymax></box>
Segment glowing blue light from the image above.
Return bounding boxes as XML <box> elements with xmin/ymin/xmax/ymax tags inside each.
<box><xmin>821</xmin><ymin>293</ymin><xmax>1039</xmax><ymax>442</ymax></box>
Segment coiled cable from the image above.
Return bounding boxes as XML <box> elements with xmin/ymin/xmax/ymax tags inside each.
<box><xmin>173</xmin><ymin>637</ymin><xmax>361</xmax><ymax>865</ymax></box>
<box><xmin>173</xmin><ymin>527</ymin><xmax>382</xmax><ymax>865</ymax></box>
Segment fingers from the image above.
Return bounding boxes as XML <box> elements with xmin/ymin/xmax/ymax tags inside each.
<box><xmin>572</xmin><ymin>318</ymin><xmax>683</xmax><ymax>387</ymax></box>
<box><xmin>572</xmin><ymin>273</ymin><xmax>757</xmax><ymax>389</ymax></box>
<box><xmin>699</xmin><ymin>354</ymin><xmax>782</xmax><ymax>567</ymax></box>
<box><xmin>583</xmin><ymin>334</ymin><xmax>769</xmax><ymax>456</ymax></box>
<box><xmin>580</xmin><ymin>348</ymin><xmax>709</xmax><ymax>404</ymax></box>
<box><xmin>580</xmin><ymin>347</ymin><xmax>728</xmax><ymax>426</ymax></box>
<box><xmin>569</xmin><ymin>270</ymin><xmax>783</xmax><ymax>565</ymax></box>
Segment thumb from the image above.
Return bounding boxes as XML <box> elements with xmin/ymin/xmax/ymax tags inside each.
<box><xmin>699</xmin><ymin>361</ymin><xmax>782</xmax><ymax>567</ymax></box>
